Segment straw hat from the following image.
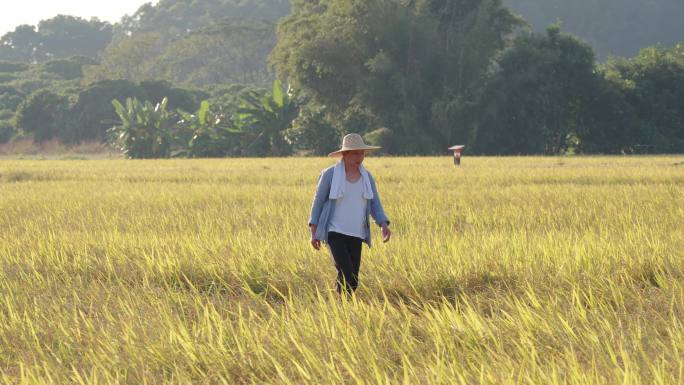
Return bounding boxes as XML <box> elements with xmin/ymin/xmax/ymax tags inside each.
<box><xmin>328</xmin><ymin>133</ymin><xmax>381</xmax><ymax>157</ymax></box>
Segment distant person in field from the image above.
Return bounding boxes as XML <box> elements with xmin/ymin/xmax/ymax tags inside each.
<box><xmin>308</xmin><ymin>133</ymin><xmax>391</xmax><ymax>296</ymax></box>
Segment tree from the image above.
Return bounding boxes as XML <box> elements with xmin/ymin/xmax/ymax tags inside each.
<box><xmin>42</xmin><ymin>56</ymin><xmax>99</xmax><ymax>80</ymax></box>
<box><xmin>582</xmin><ymin>45</ymin><xmax>684</xmax><ymax>153</ymax></box>
<box><xmin>15</xmin><ymin>90</ymin><xmax>70</xmax><ymax>142</ymax></box>
<box><xmin>66</xmin><ymin>80</ymin><xmax>206</xmax><ymax>144</ymax></box>
<box><xmin>152</xmin><ymin>18</ymin><xmax>277</xmax><ymax>86</ymax></box>
<box><xmin>83</xmin><ymin>32</ymin><xmax>168</xmax><ymax>83</ymax></box>
<box><xmin>89</xmin><ymin>17</ymin><xmax>277</xmax><ymax>87</ymax></box>
<box><xmin>271</xmin><ymin>0</ymin><xmax>521</xmax><ymax>154</ymax></box>
<box><xmin>0</xmin><ymin>86</ymin><xmax>24</xmax><ymax>111</ymax></box>
<box><xmin>86</xmin><ymin>0</ymin><xmax>291</xmax><ymax>87</ymax></box>
<box><xmin>36</xmin><ymin>16</ymin><xmax>113</xmax><ymax>60</ymax></box>
<box><xmin>0</xmin><ymin>109</ymin><xmax>15</xmax><ymax>143</ymax></box>
<box><xmin>0</xmin><ymin>16</ymin><xmax>112</xmax><ymax>62</ymax></box>
<box><xmin>285</xmin><ymin>103</ymin><xmax>340</xmax><ymax>155</ymax></box>
<box><xmin>66</xmin><ymin>80</ymin><xmax>147</xmax><ymax>143</ymax></box>
<box><xmin>0</xmin><ymin>62</ymin><xmax>29</xmax><ymax>73</ymax></box>
<box><xmin>0</xmin><ymin>25</ymin><xmax>40</xmax><ymax>62</ymax></box>
<box><xmin>139</xmin><ymin>80</ymin><xmax>208</xmax><ymax>113</ymax></box>
<box><xmin>116</xmin><ymin>0</ymin><xmax>290</xmax><ymax>38</ymax></box>
<box><xmin>473</xmin><ymin>26</ymin><xmax>598</xmax><ymax>154</ymax></box>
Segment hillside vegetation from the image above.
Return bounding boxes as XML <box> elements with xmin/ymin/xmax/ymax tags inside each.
<box><xmin>0</xmin><ymin>0</ymin><xmax>682</xmax><ymax>155</ymax></box>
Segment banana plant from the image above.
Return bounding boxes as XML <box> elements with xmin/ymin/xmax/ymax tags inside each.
<box><xmin>235</xmin><ymin>79</ymin><xmax>299</xmax><ymax>156</ymax></box>
<box><xmin>176</xmin><ymin>100</ymin><xmax>242</xmax><ymax>158</ymax></box>
<box><xmin>110</xmin><ymin>97</ymin><xmax>175</xmax><ymax>159</ymax></box>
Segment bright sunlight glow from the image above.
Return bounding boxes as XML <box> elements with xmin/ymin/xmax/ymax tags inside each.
<box><xmin>0</xmin><ymin>0</ymin><xmax>159</xmax><ymax>36</ymax></box>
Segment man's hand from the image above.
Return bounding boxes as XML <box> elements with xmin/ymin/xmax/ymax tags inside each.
<box><xmin>381</xmin><ymin>223</ymin><xmax>391</xmax><ymax>243</ymax></box>
<box><xmin>309</xmin><ymin>224</ymin><xmax>321</xmax><ymax>250</ymax></box>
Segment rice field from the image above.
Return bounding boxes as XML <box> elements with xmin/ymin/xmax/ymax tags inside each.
<box><xmin>0</xmin><ymin>156</ymin><xmax>683</xmax><ymax>384</ymax></box>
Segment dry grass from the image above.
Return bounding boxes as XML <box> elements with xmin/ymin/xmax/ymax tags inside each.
<box><xmin>0</xmin><ymin>156</ymin><xmax>682</xmax><ymax>384</ymax></box>
<box><xmin>0</xmin><ymin>138</ymin><xmax>119</xmax><ymax>159</ymax></box>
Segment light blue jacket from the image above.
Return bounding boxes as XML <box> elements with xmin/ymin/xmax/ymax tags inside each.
<box><xmin>308</xmin><ymin>165</ymin><xmax>390</xmax><ymax>247</ymax></box>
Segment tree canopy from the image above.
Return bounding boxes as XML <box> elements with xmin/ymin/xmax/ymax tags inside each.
<box><xmin>474</xmin><ymin>26</ymin><xmax>599</xmax><ymax>154</ymax></box>
<box><xmin>271</xmin><ymin>0</ymin><xmax>522</xmax><ymax>154</ymax></box>
<box><xmin>87</xmin><ymin>17</ymin><xmax>277</xmax><ymax>86</ymax></box>
<box><xmin>116</xmin><ymin>0</ymin><xmax>290</xmax><ymax>38</ymax></box>
<box><xmin>582</xmin><ymin>45</ymin><xmax>684</xmax><ymax>153</ymax></box>
<box><xmin>0</xmin><ymin>16</ymin><xmax>112</xmax><ymax>62</ymax></box>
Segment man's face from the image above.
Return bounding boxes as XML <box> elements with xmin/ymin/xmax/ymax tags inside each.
<box><xmin>343</xmin><ymin>150</ymin><xmax>365</xmax><ymax>166</ymax></box>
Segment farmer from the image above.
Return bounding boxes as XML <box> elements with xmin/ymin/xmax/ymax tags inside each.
<box><xmin>308</xmin><ymin>133</ymin><xmax>391</xmax><ymax>295</ymax></box>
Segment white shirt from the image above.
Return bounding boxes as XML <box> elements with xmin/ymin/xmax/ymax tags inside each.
<box><xmin>328</xmin><ymin>178</ymin><xmax>367</xmax><ymax>239</ymax></box>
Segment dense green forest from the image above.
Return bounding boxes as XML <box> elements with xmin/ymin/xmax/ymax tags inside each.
<box><xmin>0</xmin><ymin>0</ymin><xmax>682</xmax><ymax>156</ymax></box>
<box><xmin>0</xmin><ymin>16</ymin><xmax>113</xmax><ymax>63</ymax></box>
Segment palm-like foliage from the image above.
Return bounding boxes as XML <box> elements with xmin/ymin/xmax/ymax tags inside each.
<box><xmin>176</xmin><ymin>101</ymin><xmax>242</xmax><ymax>158</ymax></box>
<box><xmin>108</xmin><ymin>81</ymin><xmax>302</xmax><ymax>158</ymax></box>
<box><xmin>110</xmin><ymin>97</ymin><xmax>175</xmax><ymax>159</ymax></box>
<box><xmin>235</xmin><ymin>79</ymin><xmax>299</xmax><ymax>156</ymax></box>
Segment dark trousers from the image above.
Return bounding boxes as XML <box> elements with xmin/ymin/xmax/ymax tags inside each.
<box><xmin>327</xmin><ymin>232</ymin><xmax>363</xmax><ymax>295</ymax></box>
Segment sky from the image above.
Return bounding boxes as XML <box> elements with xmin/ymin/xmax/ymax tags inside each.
<box><xmin>0</xmin><ymin>0</ymin><xmax>158</xmax><ymax>36</ymax></box>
